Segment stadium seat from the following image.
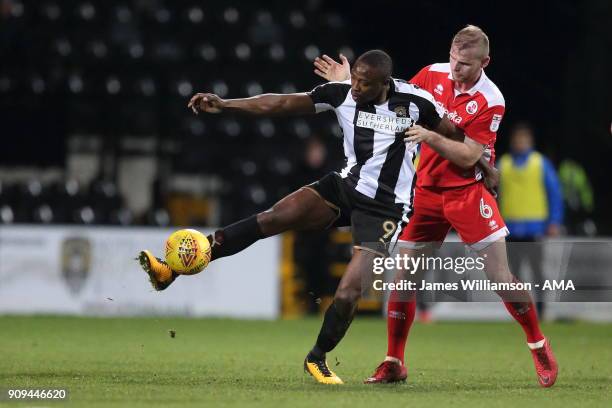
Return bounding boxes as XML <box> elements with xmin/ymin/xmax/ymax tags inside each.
<box><xmin>287</xmin><ymin>10</ymin><xmax>307</xmax><ymax>29</ymax></box>
<box><xmin>113</xmin><ymin>4</ymin><xmax>132</xmax><ymax>24</ymax></box>
<box><xmin>256</xmin><ymin>119</ymin><xmax>276</xmax><ymax>138</ymax></box>
<box><xmin>77</xmin><ymin>2</ymin><xmax>96</xmax><ymax>22</ymax></box>
<box><xmin>148</xmin><ymin>208</ymin><xmax>170</xmax><ymax>226</ymax></box>
<box><xmin>42</xmin><ymin>3</ymin><xmax>62</xmax><ymax>22</ymax></box>
<box><xmin>2</xmin><ymin>1</ymin><xmax>349</xmax><ymax>225</ymax></box>
<box><xmin>33</xmin><ymin>204</ymin><xmax>54</xmax><ymax>224</ymax></box>
<box><xmin>222</xmin><ymin>7</ymin><xmax>240</xmax><ymax>25</ymax></box>
<box><xmin>185</xmin><ymin>6</ymin><xmax>205</xmax><ymax>25</ymax></box>
<box><xmin>136</xmin><ymin>76</ymin><xmax>157</xmax><ymax>97</ymax></box>
<box><xmin>210</xmin><ymin>80</ymin><xmax>229</xmax><ymax>97</ymax></box>
<box><xmin>218</xmin><ymin>118</ymin><xmax>242</xmax><ymax>138</ymax></box>
<box><xmin>196</xmin><ymin>43</ymin><xmax>218</xmax><ymax>62</ymax></box>
<box><xmin>109</xmin><ymin>207</ymin><xmax>133</xmax><ymax>225</ymax></box>
<box><xmin>0</xmin><ymin>205</ymin><xmax>15</xmax><ymax>224</ymax></box>
<box><xmin>233</xmin><ymin>43</ymin><xmax>252</xmax><ymax>62</ymax></box>
<box><xmin>74</xmin><ymin>206</ymin><xmax>97</xmax><ymax>224</ymax></box>
<box><xmin>268</xmin><ymin>43</ymin><xmax>286</xmax><ymax>62</ymax></box>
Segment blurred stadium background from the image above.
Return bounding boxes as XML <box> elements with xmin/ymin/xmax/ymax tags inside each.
<box><xmin>0</xmin><ymin>0</ymin><xmax>612</xmax><ymax>404</ymax></box>
<box><xmin>1</xmin><ymin>0</ymin><xmax>610</xmax><ymax>319</ymax></box>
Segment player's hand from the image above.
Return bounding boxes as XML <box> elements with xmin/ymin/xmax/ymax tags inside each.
<box><xmin>404</xmin><ymin>125</ymin><xmax>435</xmax><ymax>147</ymax></box>
<box><xmin>313</xmin><ymin>54</ymin><xmax>351</xmax><ymax>82</ymax></box>
<box><xmin>188</xmin><ymin>93</ymin><xmax>225</xmax><ymax>114</ymax></box>
<box><xmin>482</xmin><ymin>166</ymin><xmax>499</xmax><ymax>198</ymax></box>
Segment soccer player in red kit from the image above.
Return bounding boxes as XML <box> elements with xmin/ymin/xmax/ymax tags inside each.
<box><xmin>313</xmin><ymin>25</ymin><xmax>558</xmax><ymax>387</ymax></box>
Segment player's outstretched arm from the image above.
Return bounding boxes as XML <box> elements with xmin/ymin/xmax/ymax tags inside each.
<box><xmin>313</xmin><ymin>54</ymin><xmax>351</xmax><ymax>82</ymax></box>
<box><xmin>405</xmin><ymin>120</ymin><xmax>483</xmax><ymax>169</ymax></box>
<box><xmin>188</xmin><ymin>92</ymin><xmax>316</xmax><ymax>116</ymax></box>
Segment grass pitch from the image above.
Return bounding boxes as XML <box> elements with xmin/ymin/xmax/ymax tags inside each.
<box><xmin>1</xmin><ymin>316</ymin><xmax>610</xmax><ymax>407</ymax></box>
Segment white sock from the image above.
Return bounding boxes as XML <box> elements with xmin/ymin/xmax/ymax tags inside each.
<box><xmin>527</xmin><ymin>338</ymin><xmax>546</xmax><ymax>350</ymax></box>
<box><xmin>384</xmin><ymin>356</ymin><xmax>402</xmax><ymax>365</ymax></box>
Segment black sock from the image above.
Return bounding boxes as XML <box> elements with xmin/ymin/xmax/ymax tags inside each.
<box><xmin>209</xmin><ymin>215</ymin><xmax>264</xmax><ymax>261</ymax></box>
<box><xmin>310</xmin><ymin>300</ymin><xmax>355</xmax><ymax>360</ymax></box>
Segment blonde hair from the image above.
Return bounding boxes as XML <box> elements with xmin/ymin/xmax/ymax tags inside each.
<box><xmin>452</xmin><ymin>25</ymin><xmax>489</xmax><ymax>58</ymax></box>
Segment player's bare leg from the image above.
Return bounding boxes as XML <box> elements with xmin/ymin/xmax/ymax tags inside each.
<box><xmin>139</xmin><ymin>187</ymin><xmax>337</xmax><ymax>290</ymax></box>
<box><xmin>304</xmin><ymin>247</ymin><xmax>377</xmax><ymax>384</ymax></box>
<box><xmin>365</xmin><ymin>245</ymin><xmax>431</xmax><ymax>384</ymax></box>
<box><xmin>480</xmin><ymin>237</ymin><xmax>558</xmax><ymax>387</ymax></box>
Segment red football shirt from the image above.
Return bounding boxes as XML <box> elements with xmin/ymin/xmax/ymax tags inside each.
<box><xmin>409</xmin><ymin>63</ymin><xmax>505</xmax><ymax>188</ymax></box>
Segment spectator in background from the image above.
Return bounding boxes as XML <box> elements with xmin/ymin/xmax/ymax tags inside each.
<box><xmin>558</xmin><ymin>159</ymin><xmax>596</xmax><ymax>236</ymax></box>
<box><xmin>499</xmin><ymin>122</ymin><xmax>564</xmax><ymax>318</ymax></box>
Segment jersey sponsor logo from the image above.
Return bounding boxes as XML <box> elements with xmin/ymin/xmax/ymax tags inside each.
<box><xmin>434</xmin><ymin>83</ymin><xmax>444</xmax><ymax>95</ymax></box>
<box><xmin>435</xmin><ymin>101</ymin><xmax>463</xmax><ymax>124</ymax></box>
<box><xmin>480</xmin><ymin>198</ymin><xmax>493</xmax><ymax>219</ymax></box>
<box><xmin>466</xmin><ymin>100</ymin><xmax>478</xmax><ymax>115</ymax></box>
<box><xmin>356</xmin><ymin>110</ymin><xmax>414</xmax><ymax>134</ymax></box>
<box><xmin>447</xmin><ymin>110</ymin><xmax>463</xmax><ymax>124</ymax></box>
<box><xmin>490</xmin><ymin>114</ymin><xmax>502</xmax><ymax>132</ymax></box>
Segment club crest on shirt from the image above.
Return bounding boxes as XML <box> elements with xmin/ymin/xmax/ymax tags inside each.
<box><xmin>466</xmin><ymin>100</ymin><xmax>478</xmax><ymax>115</ymax></box>
<box><xmin>394</xmin><ymin>106</ymin><xmax>407</xmax><ymax>117</ymax></box>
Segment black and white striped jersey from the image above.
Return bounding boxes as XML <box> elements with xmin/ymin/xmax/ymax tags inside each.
<box><xmin>308</xmin><ymin>78</ymin><xmax>444</xmax><ymax>209</ymax></box>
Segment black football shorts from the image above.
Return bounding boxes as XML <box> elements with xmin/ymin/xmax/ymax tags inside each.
<box><xmin>305</xmin><ymin>172</ymin><xmax>406</xmax><ymax>256</ymax></box>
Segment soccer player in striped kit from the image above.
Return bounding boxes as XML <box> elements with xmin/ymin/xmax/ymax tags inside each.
<box><xmin>314</xmin><ymin>25</ymin><xmax>558</xmax><ymax>387</ymax></box>
<box><xmin>139</xmin><ymin>49</ymin><xmax>498</xmax><ymax>384</ymax></box>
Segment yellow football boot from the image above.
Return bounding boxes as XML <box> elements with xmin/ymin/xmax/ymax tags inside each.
<box><xmin>138</xmin><ymin>250</ymin><xmax>178</xmax><ymax>291</ymax></box>
<box><xmin>304</xmin><ymin>354</ymin><xmax>344</xmax><ymax>385</ymax></box>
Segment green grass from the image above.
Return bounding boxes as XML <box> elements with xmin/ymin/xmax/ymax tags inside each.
<box><xmin>0</xmin><ymin>316</ymin><xmax>610</xmax><ymax>407</ymax></box>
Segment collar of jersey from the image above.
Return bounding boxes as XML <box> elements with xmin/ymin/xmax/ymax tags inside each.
<box><xmin>450</xmin><ymin>69</ymin><xmax>487</xmax><ymax>97</ymax></box>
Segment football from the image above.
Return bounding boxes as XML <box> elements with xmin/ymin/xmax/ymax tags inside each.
<box><xmin>164</xmin><ymin>229</ymin><xmax>211</xmax><ymax>275</ymax></box>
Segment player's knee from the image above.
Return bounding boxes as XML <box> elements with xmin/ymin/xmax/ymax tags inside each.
<box><xmin>334</xmin><ymin>285</ymin><xmax>360</xmax><ymax>307</ymax></box>
<box><xmin>257</xmin><ymin>209</ymin><xmax>289</xmax><ymax>234</ymax></box>
<box><xmin>258</xmin><ymin>200</ymin><xmax>301</xmax><ymax>233</ymax></box>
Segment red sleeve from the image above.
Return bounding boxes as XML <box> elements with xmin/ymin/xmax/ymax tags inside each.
<box><xmin>463</xmin><ymin>105</ymin><xmax>505</xmax><ymax>145</ymax></box>
<box><xmin>408</xmin><ymin>65</ymin><xmax>432</xmax><ymax>88</ymax></box>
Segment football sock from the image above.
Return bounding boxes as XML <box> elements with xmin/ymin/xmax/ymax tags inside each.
<box><xmin>494</xmin><ymin>276</ymin><xmax>545</xmax><ymax>344</ymax></box>
<box><xmin>209</xmin><ymin>215</ymin><xmax>264</xmax><ymax>261</ymax></box>
<box><xmin>386</xmin><ymin>290</ymin><xmax>416</xmax><ymax>365</ymax></box>
<box><xmin>310</xmin><ymin>300</ymin><xmax>355</xmax><ymax>359</ymax></box>
<box><xmin>503</xmin><ymin>301</ymin><xmax>545</xmax><ymax>344</ymax></box>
